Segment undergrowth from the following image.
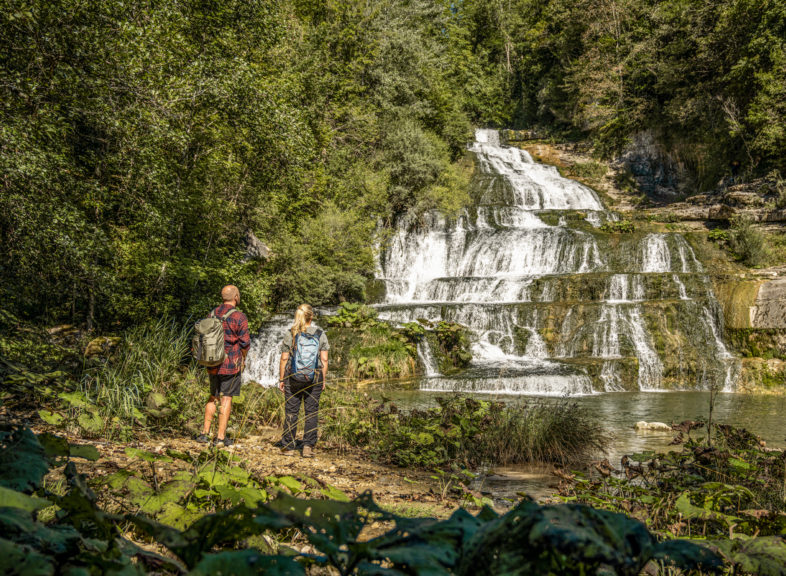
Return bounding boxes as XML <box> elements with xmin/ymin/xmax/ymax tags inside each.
<box><xmin>560</xmin><ymin>422</ymin><xmax>786</xmax><ymax>545</ymax></box>
<box><xmin>0</xmin><ymin>424</ymin><xmax>732</xmax><ymax>575</ymax></box>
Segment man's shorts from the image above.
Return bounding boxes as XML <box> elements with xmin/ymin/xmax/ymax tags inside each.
<box><xmin>209</xmin><ymin>372</ymin><xmax>242</xmax><ymax>397</ymax></box>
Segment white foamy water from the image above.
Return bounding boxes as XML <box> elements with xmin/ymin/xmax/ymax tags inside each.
<box><xmin>242</xmin><ymin>317</ymin><xmax>290</xmax><ymax>387</ymax></box>
<box><xmin>640</xmin><ymin>234</ymin><xmax>671</xmax><ymax>272</ymax></box>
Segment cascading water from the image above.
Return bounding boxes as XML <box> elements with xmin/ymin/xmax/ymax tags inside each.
<box><xmin>242</xmin><ymin>316</ymin><xmax>291</xmax><ymax>386</ymax></box>
<box><xmin>374</xmin><ymin>129</ymin><xmax>739</xmax><ymax>395</ymax></box>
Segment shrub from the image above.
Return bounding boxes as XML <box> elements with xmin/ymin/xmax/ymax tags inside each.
<box><xmin>342</xmin><ymin>396</ymin><xmax>606</xmax><ymax>469</ymax></box>
<box><xmin>728</xmin><ymin>216</ymin><xmax>767</xmax><ymax>267</ymax></box>
<box><xmin>59</xmin><ymin>319</ymin><xmax>203</xmax><ymax>438</ymax></box>
<box><xmin>255</xmin><ymin>392</ymin><xmax>607</xmax><ymax>470</ymax></box>
<box><xmin>433</xmin><ymin>321</ymin><xmax>472</xmax><ymax>371</ymax></box>
<box><xmin>600</xmin><ymin>220</ymin><xmax>635</xmax><ymax>233</ymax></box>
<box><xmin>707</xmin><ymin>227</ymin><xmax>729</xmax><ymax>242</ymax></box>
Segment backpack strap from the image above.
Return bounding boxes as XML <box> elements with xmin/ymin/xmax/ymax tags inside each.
<box><xmin>220</xmin><ymin>308</ymin><xmax>236</xmax><ymax>321</ymax></box>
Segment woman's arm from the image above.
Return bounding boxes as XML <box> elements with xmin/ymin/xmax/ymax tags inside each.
<box><xmin>279</xmin><ymin>352</ymin><xmax>289</xmax><ymax>391</ymax></box>
<box><xmin>320</xmin><ymin>350</ymin><xmax>328</xmax><ymax>386</ymax></box>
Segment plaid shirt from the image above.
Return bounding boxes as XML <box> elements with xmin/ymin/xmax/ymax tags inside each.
<box><xmin>207</xmin><ymin>303</ymin><xmax>250</xmax><ymax>375</ymax></box>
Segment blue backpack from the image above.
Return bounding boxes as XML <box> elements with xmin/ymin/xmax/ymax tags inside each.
<box><xmin>289</xmin><ymin>329</ymin><xmax>323</xmax><ymax>383</ymax></box>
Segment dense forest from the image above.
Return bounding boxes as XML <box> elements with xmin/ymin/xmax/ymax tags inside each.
<box><xmin>1</xmin><ymin>0</ymin><xmax>784</xmax><ymax>330</ymax></box>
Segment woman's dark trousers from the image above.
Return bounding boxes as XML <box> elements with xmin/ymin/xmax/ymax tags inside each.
<box><xmin>281</xmin><ymin>376</ymin><xmax>323</xmax><ymax>449</ymax></box>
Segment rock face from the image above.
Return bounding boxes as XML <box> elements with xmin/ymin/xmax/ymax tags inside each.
<box><xmin>616</xmin><ymin>131</ymin><xmax>691</xmax><ymax>200</ymax></box>
<box><xmin>715</xmin><ymin>275</ymin><xmax>786</xmax><ymax>387</ymax></box>
<box><xmin>752</xmin><ymin>278</ymin><xmax>786</xmax><ymax>329</ymax></box>
<box><xmin>716</xmin><ymin>277</ymin><xmax>786</xmax><ymax>331</ymax></box>
<box><xmin>244</xmin><ymin>230</ymin><xmax>271</xmax><ymax>261</ymax></box>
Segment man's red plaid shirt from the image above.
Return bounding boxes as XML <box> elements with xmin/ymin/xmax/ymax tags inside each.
<box><xmin>207</xmin><ymin>303</ymin><xmax>250</xmax><ymax>375</ymax></box>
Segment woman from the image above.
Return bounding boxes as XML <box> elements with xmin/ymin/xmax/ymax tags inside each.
<box><xmin>278</xmin><ymin>304</ymin><xmax>329</xmax><ymax>458</ymax></box>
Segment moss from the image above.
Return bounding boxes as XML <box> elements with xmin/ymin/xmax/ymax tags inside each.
<box><xmin>724</xmin><ymin>329</ymin><xmax>786</xmax><ymax>360</ymax></box>
<box><xmin>364</xmin><ymin>279</ymin><xmax>387</xmax><ymax>304</ymax></box>
<box><xmin>740</xmin><ymin>358</ymin><xmax>786</xmax><ymax>390</ymax></box>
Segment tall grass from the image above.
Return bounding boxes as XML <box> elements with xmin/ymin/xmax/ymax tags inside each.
<box><xmin>80</xmin><ymin>319</ymin><xmax>200</xmax><ymax>431</ymax></box>
<box><xmin>363</xmin><ymin>396</ymin><xmax>608</xmax><ymax>469</ymax></box>
<box><xmin>252</xmin><ymin>390</ymin><xmax>608</xmax><ymax>470</ymax></box>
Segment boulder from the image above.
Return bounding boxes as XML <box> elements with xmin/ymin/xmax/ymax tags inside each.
<box><xmin>244</xmin><ymin>230</ymin><xmax>271</xmax><ymax>261</ymax></box>
<box><xmin>84</xmin><ymin>336</ymin><xmax>121</xmax><ymax>358</ymax></box>
<box><xmin>634</xmin><ymin>421</ymin><xmax>672</xmax><ymax>432</ymax></box>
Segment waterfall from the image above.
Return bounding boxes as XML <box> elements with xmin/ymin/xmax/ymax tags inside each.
<box><xmin>375</xmin><ymin>128</ymin><xmax>738</xmax><ymax>395</ymax></box>
<box><xmin>418</xmin><ymin>339</ymin><xmax>440</xmax><ymax>377</ymax></box>
<box><xmin>640</xmin><ymin>234</ymin><xmax>671</xmax><ymax>272</ymax></box>
<box><xmin>673</xmin><ymin>274</ymin><xmax>689</xmax><ymax>300</ymax></box>
<box><xmin>242</xmin><ymin>316</ymin><xmax>290</xmax><ymax>387</ymax></box>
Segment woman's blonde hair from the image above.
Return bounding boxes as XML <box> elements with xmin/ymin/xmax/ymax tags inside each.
<box><xmin>290</xmin><ymin>304</ymin><xmax>314</xmax><ymax>345</ymax></box>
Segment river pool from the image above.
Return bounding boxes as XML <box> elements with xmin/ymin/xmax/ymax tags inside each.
<box><xmin>384</xmin><ymin>388</ymin><xmax>786</xmax><ymax>500</ymax></box>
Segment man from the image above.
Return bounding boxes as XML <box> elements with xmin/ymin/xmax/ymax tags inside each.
<box><xmin>196</xmin><ymin>285</ymin><xmax>250</xmax><ymax>447</ymax></box>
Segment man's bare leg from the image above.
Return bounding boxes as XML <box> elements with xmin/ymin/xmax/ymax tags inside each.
<box><xmin>216</xmin><ymin>395</ymin><xmax>233</xmax><ymax>440</ymax></box>
<box><xmin>202</xmin><ymin>396</ymin><xmax>218</xmax><ymax>435</ymax></box>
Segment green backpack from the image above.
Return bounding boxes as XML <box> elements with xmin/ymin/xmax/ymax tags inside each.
<box><xmin>192</xmin><ymin>308</ymin><xmax>235</xmax><ymax>367</ymax></box>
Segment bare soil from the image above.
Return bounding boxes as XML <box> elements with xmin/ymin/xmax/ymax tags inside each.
<box><xmin>26</xmin><ymin>421</ymin><xmax>462</xmax><ymax>520</ymax></box>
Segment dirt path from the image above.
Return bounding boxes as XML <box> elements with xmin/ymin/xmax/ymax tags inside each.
<box><xmin>30</xmin><ymin>424</ymin><xmax>461</xmax><ymax>519</ymax></box>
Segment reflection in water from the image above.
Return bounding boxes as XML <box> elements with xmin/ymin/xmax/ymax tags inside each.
<box><xmin>385</xmin><ymin>389</ymin><xmax>786</xmax><ymax>501</ymax></box>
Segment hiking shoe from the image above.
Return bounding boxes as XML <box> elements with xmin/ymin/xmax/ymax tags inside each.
<box><xmin>214</xmin><ymin>437</ymin><xmax>234</xmax><ymax>447</ymax></box>
<box><xmin>302</xmin><ymin>445</ymin><xmax>314</xmax><ymax>458</ymax></box>
<box><xmin>195</xmin><ymin>433</ymin><xmax>210</xmax><ymax>444</ymax></box>
<box><xmin>281</xmin><ymin>448</ymin><xmax>297</xmax><ymax>456</ymax></box>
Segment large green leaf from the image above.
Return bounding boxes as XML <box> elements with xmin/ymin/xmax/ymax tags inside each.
<box><xmin>156</xmin><ymin>502</ymin><xmax>201</xmax><ymax>531</ymax></box>
<box><xmin>459</xmin><ymin>501</ymin><xmax>657</xmax><ymax>575</ymax></box>
<box><xmin>675</xmin><ymin>492</ymin><xmax>739</xmax><ymax>524</ymax></box>
<box><xmin>267</xmin><ymin>491</ymin><xmax>390</xmax><ymax>571</ymax></box>
<box><xmin>38</xmin><ymin>410</ymin><xmax>65</xmax><ymax>426</ymax></box>
<box><xmin>128</xmin><ymin>504</ymin><xmax>291</xmax><ymax>569</ymax></box>
<box><xmin>650</xmin><ymin>540</ymin><xmax>723</xmax><ymax>573</ymax></box>
<box><xmin>37</xmin><ymin>433</ymin><xmax>100</xmax><ymax>462</ymax></box>
<box><xmin>125</xmin><ymin>447</ymin><xmax>172</xmax><ymax>463</ymax></box>
<box><xmin>0</xmin><ymin>486</ymin><xmax>52</xmax><ymax>512</ymax></box>
<box><xmin>70</xmin><ymin>444</ymin><xmax>100</xmax><ymax>461</ymax></box>
<box><xmin>214</xmin><ymin>485</ymin><xmax>268</xmax><ymax>507</ymax></box>
<box><xmin>367</xmin><ymin>508</ymin><xmax>484</xmax><ymax>575</ymax></box>
<box><xmin>57</xmin><ymin>391</ymin><xmax>90</xmax><ymax>408</ymax></box>
<box><xmin>0</xmin><ymin>507</ymin><xmax>81</xmax><ymax>557</ymax></box>
<box><xmin>713</xmin><ymin>537</ymin><xmax>786</xmax><ymax>576</ymax></box>
<box><xmin>0</xmin><ymin>426</ymin><xmax>50</xmax><ymax>492</ymax></box>
<box><xmin>0</xmin><ymin>538</ymin><xmax>54</xmax><ymax>576</ymax></box>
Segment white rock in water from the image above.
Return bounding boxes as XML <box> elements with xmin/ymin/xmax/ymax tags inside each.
<box><xmin>635</xmin><ymin>421</ymin><xmax>672</xmax><ymax>431</ymax></box>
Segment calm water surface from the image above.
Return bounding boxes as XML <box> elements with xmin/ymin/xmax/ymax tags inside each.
<box><xmin>383</xmin><ymin>388</ymin><xmax>786</xmax><ymax>501</ymax></box>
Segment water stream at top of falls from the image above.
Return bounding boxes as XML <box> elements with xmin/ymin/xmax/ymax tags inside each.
<box><xmin>245</xmin><ymin>129</ymin><xmax>739</xmax><ymax>395</ymax></box>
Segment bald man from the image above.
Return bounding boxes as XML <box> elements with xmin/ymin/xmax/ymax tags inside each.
<box><xmin>196</xmin><ymin>285</ymin><xmax>250</xmax><ymax>447</ymax></box>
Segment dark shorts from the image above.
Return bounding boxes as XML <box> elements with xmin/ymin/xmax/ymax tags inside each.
<box><xmin>209</xmin><ymin>372</ymin><xmax>242</xmax><ymax>397</ymax></box>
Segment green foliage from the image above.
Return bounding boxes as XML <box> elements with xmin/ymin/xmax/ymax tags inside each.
<box><xmin>328</xmin><ymin>396</ymin><xmax>608</xmax><ymax>470</ymax></box>
<box><xmin>600</xmin><ymin>220</ymin><xmax>635</xmax><ymax>234</ymax></box>
<box><xmin>325</xmin><ymin>304</ymin><xmax>426</xmax><ymax>380</ymax></box>
<box><xmin>69</xmin><ymin>319</ymin><xmax>200</xmax><ymax>438</ymax></box>
<box><xmin>561</xmin><ymin>423</ymin><xmax>786</xmax><ymax>544</ymax></box>
<box><xmin>433</xmin><ymin>321</ymin><xmax>473</xmax><ymax>372</ymax></box>
<box><xmin>728</xmin><ymin>216</ymin><xmax>768</xmax><ymax>267</ymax></box>
<box><xmin>324</xmin><ymin>302</ymin><xmax>380</xmax><ymax>329</ymax></box>
<box><xmin>708</xmin><ymin>227</ymin><xmax>729</xmax><ymax>243</ymax></box>
<box><xmin>0</xmin><ymin>0</ymin><xmax>496</xmax><ymax>327</ymax></box>
<box><xmin>0</xmin><ymin>424</ymin><xmax>725</xmax><ymax>575</ymax></box>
